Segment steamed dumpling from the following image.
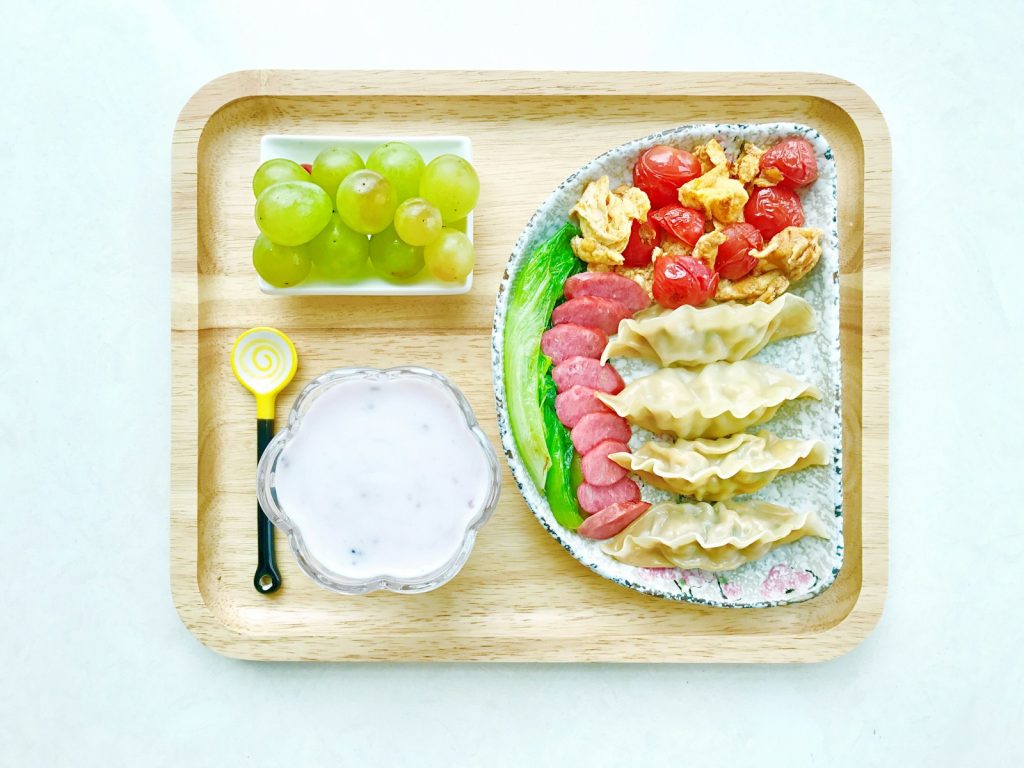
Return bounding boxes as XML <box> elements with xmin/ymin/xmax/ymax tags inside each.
<box><xmin>602</xmin><ymin>293</ymin><xmax>815</xmax><ymax>367</ymax></box>
<box><xmin>601</xmin><ymin>500</ymin><xmax>828</xmax><ymax>571</ymax></box>
<box><xmin>610</xmin><ymin>431</ymin><xmax>828</xmax><ymax>501</ymax></box>
<box><xmin>596</xmin><ymin>361</ymin><xmax>821</xmax><ymax>439</ymax></box>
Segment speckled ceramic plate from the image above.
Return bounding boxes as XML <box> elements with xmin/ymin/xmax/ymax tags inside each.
<box><xmin>492</xmin><ymin>123</ymin><xmax>843</xmax><ymax>608</ymax></box>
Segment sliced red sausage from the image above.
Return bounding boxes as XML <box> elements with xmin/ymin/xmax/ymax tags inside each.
<box><xmin>578</xmin><ymin>500</ymin><xmax>651</xmax><ymax>539</ymax></box>
<box><xmin>554</xmin><ymin>385</ymin><xmax>614</xmax><ymax>428</ymax></box>
<box><xmin>564</xmin><ymin>271</ymin><xmax>651</xmax><ymax>313</ymax></box>
<box><xmin>577</xmin><ymin>477</ymin><xmax>641</xmax><ymax>516</ymax></box>
<box><xmin>552</xmin><ymin>356</ymin><xmax>624</xmax><ymax>394</ymax></box>
<box><xmin>571</xmin><ymin>412</ymin><xmax>632</xmax><ymax>455</ymax></box>
<box><xmin>581</xmin><ymin>439</ymin><xmax>630</xmax><ymax>486</ymax></box>
<box><xmin>541</xmin><ymin>324</ymin><xmax>607</xmax><ymax>365</ymax></box>
<box><xmin>551</xmin><ymin>296</ymin><xmax>633</xmax><ymax>336</ymax></box>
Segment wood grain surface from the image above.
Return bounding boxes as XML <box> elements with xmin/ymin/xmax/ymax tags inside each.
<box><xmin>171</xmin><ymin>70</ymin><xmax>890</xmax><ymax>662</ymax></box>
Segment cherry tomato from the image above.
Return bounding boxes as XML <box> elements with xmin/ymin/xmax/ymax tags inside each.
<box><xmin>652</xmin><ymin>254</ymin><xmax>718</xmax><ymax>309</ymax></box>
<box><xmin>300</xmin><ymin>163</ymin><xmax>313</xmax><ymax>174</ymax></box>
<box><xmin>744</xmin><ymin>186</ymin><xmax>805</xmax><ymax>240</ymax></box>
<box><xmin>650</xmin><ymin>205</ymin><xmax>706</xmax><ymax>247</ymax></box>
<box><xmin>632</xmin><ymin>162</ymin><xmax>679</xmax><ymax>209</ymax></box>
<box><xmin>639</xmin><ymin>145</ymin><xmax>702</xmax><ymax>185</ymax></box>
<box><xmin>760</xmin><ymin>138</ymin><xmax>818</xmax><ymax>188</ymax></box>
<box><xmin>621</xmin><ymin>219</ymin><xmax>659</xmax><ymax>267</ymax></box>
<box><xmin>632</xmin><ymin>145</ymin><xmax>702</xmax><ymax>208</ymax></box>
<box><xmin>716</xmin><ymin>223</ymin><xmax>763</xmax><ymax>280</ymax></box>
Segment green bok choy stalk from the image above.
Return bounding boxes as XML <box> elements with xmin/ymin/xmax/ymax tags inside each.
<box><xmin>502</xmin><ymin>222</ymin><xmax>585</xmax><ymax>528</ymax></box>
<box><xmin>539</xmin><ymin>354</ymin><xmax>584</xmax><ymax>529</ymax></box>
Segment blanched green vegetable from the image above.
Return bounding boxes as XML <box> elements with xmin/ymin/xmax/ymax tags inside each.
<box><xmin>570</xmin><ymin>450</ymin><xmax>584</xmax><ymax>492</ymax></box>
<box><xmin>503</xmin><ymin>222</ymin><xmax>583</xmax><ymax>491</ymax></box>
<box><xmin>539</xmin><ymin>355</ymin><xmax>584</xmax><ymax>529</ymax></box>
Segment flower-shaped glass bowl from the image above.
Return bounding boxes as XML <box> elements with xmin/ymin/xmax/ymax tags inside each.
<box><xmin>257</xmin><ymin>366</ymin><xmax>500</xmax><ymax>595</ymax></box>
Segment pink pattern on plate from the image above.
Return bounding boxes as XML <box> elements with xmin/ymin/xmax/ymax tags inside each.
<box><xmin>719</xmin><ymin>579</ymin><xmax>743</xmax><ymax>599</ymax></box>
<box><xmin>677</xmin><ymin>569</ymin><xmax>712</xmax><ymax>587</ymax></box>
<box><xmin>641</xmin><ymin>567</ymin><xmax>682</xmax><ymax>581</ymax></box>
<box><xmin>760</xmin><ymin>564</ymin><xmax>817</xmax><ymax>600</ymax></box>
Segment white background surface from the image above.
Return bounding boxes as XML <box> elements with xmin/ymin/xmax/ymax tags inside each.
<box><xmin>2</xmin><ymin>0</ymin><xmax>1021</xmax><ymax>764</ymax></box>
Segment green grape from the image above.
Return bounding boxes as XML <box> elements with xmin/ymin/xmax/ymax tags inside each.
<box><xmin>307</xmin><ymin>214</ymin><xmax>369</xmax><ymax>279</ymax></box>
<box><xmin>419</xmin><ymin>154</ymin><xmax>479</xmax><ymax>223</ymax></box>
<box><xmin>393</xmin><ymin>197</ymin><xmax>443</xmax><ymax>246</ymax></box>
<box><xmin>252</xmin><ymin>234</ymin><xmax>312</xmax><ymax>287</ymax></box>
<box><xmin>366</xmin><ymin>142</ymin><xmax>425</xmax><ymax>203</ymax></box>
<box><xmin>336</xmin><ymin>170</ymin><xmax>398</xmax><ymax>234</ymax></box>
<box><xmin>369</xmin><ymin>225</ymin><xmax>424</xmax><ymax>280</ymax></box>
<box><xmin>424</xmin><ymin>228</ymin><xmax>475</xmax><ymax>282</ymax></box>
<box><xmin>252</xmin><ymin>158</ymin><xmax>310</xmax><ymax>197</ymax></box>
<box><xmin>311</xmin><ymin>147</ymin><xmax>364</xmax><ymax>199</ymax></box>
<box><xmin>255</xmin><ymin>181</ymin><xmax>332</xmax><ymax>246</ymax></box>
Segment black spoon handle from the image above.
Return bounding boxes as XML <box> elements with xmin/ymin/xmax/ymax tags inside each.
<box><xmin>254</xmin><ymin>417</ymin><xmax>282</xmax><ymax>594</ymax></box>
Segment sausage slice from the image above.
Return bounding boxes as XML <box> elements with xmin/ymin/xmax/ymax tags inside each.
<box><xmin>577</xmin><ymin>477</ymin><xmax>641</xmax><ymax>516</ymax></box>
<box><xmin>552</xmin><ymin>296</ymin><xmax>633</xmax><ymax>336</ymax></box>
<box><xmin>551</xmin><ymin>356</ymin><xmax>624</xmax><ymax>394</ymax></box>
<box><xmin>577</xmin><ymin>501</ymin><xmax>651</xmax><ymax>539</ymax></box>
<box><xmin>564</xmin><ymin>272</ymin><xmax>651</xmax><ymax>313</ymax></box>
<box><xmin>554</xmin><ymin>385</ymin><xmax>614</xmax><ymax>428</ymax></box>
<box><xmin>581</xmin><ymin>439</ymin><xmax>630</xmax><ymax>486</ymax></box>
<box><xmin>541</xmin><ymin>324</ymin><xmax>607</xmax><ymax>365</ymax></box>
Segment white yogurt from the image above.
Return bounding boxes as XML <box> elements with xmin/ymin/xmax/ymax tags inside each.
<box><xmin>272</xmin><ymin>374</ymin><xmax>493</xmax><ymax>581</ymax></box>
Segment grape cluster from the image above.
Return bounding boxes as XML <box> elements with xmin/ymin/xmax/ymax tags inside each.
<box><xmin>251</xmin><ymin>143</ymin><xmax>479</xmax><ymax>287</ymax></box>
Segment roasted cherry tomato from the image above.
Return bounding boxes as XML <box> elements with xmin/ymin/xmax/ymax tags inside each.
<box><xmin>632</xmin><ymin>162</ymin><xmax>678</xmax><ymax>210</ymax></box>
<box><xmin>760</xmin><ymin>137</ymin><xmax>818</xmax><ymax>188</ymax></box>
<box><xmin>621</xmin><ymin>219</ymin><xmax>659</xmax><ymax>267</ymax></box>
<box><xmin>652</xmin><ymin>254</ymin><xmax>718</xmax><ymax>309</ymax></box>
<box><xmin>744</xmin><ymin>186</ymin><xmax>805</xmax><ymax>240</ymax></box>
<box><xmin>716</xmin><ymin>223</ymin><xmax>764</xmax><ymax>280</ymax></box>
<box><xmin>650</xmin><ymin>205</ymin><xmax>706</xmax><ymax>247</ymax></box>
<box><xmin>632</xmin><ymin>145</ymin><xmax>702</xmax><ymax>208</ymax></box>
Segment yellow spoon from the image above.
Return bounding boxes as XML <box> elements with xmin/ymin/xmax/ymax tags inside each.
<box><xmin>230</xmin><ymin>327</ymin><xmax>298</xmax><ymax>594</ymax></box>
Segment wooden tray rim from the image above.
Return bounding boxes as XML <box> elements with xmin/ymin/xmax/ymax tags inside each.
<box><xmin>171</xmin><ymin>70</ymin><xmax>890</xmax><ymax>662</ymax></box>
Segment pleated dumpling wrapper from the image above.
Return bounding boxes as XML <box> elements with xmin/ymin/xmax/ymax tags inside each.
<box><xmin>609</xmin><ymin>431</ymin><xmax>828</xmax><ymax>501</ymax></box>
<box><xmin>601</xmin><ymin>500</ymin><xmax>828</xmax><ymax>572</ymax></box>
<box><xmin>602</xmin><ymin>293</ymin><xmax>816</xmax><ymax>367</ymax></box>
<box><xmin>596</xmin><ymin>361</ymin><xmax>821</xmax><ymax>440</ymax></box>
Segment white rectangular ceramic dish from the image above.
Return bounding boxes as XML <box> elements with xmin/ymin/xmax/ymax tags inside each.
<box><xmin>257</xmin><ymin>134</ymin><xmax>473</xmax><ymax>296</ymax></box>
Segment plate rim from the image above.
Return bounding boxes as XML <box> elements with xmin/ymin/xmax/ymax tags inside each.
<box><xmin>491</xmin><ymin>121</ymin><xmax>844</xmax><ymax>608</ymax></box>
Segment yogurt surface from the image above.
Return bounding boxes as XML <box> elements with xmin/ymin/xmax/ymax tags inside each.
<box><xmin>272</xmin><ymin>373</ymin><xmax>493</xmax><ymax>581</ymax></box>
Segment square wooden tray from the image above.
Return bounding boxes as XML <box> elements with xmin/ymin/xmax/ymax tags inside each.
<box><xmin>171</xmin><ymin>70</ymin><xmax>890</xmax><ymax>662</ymax></box>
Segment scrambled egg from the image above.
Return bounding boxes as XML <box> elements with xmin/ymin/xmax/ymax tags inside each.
<box><xmin>571</xmin><ymin>176</ymin><xmax>650</xmax><ymax>265</ymax></box>
<box><xmin>678</xmin><ymin>164</ymin><xmax>749</xmax><ymax>225</ymax></box>
<box><xmin>734</xmin><ymin>142</ymin><xmax>765</xmax><ymax>184</ymax></box>
<box><xmin>693</xmin><ymin>138</ymin><xmax>730</xmax><ymax>174</ymax></box>
<box><xmin>588</xmin><ymin>261</ymin><xmax>656</xmax><ymax>297</ymax></box>
<box><xmin>714</xmin><ymin>227</ymin><xmax>822</xmax><ymax>303</ymax></box>
<box><xmin>659</xmin><ymin>236</ymin><xmax>693</xmax><ymax>258</ymax></box>
<box><xmin>751</xmin><ymin>227</ymin><xmax>823</xmax><ymax>282</ymax></box>
<box><xmin>571</xmin><ymin>237</ymin><xmax>623</xmax><ymax>266</ymax></box>
<box><xmin>692</xmin><ymin>230</ymin><xmax>727</xmax><ymax>271</ymax></box>
<box><xmin>733</xmin><ymin>141</ymin><xmax>783</xmax><ymax>186</ymax></box>
<box><xmin>715</xmin><ymin>272</ymin><xmax>790</xmax><ymax>303</ymax></box>
<box><xmin>571</xmin><ymin>142</ymin><xmax>821</xmax><ymax>303</ymax></box>
<box><xmin>751</xmin><ymin>167</ymin><xmax>784</xmax><ymax>187</ymax></box>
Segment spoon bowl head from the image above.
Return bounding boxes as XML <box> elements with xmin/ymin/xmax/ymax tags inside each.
<box><xmin>231</xmin><ymin>327</ymin><xmax>298</xmax><ymax>418</ymax></box>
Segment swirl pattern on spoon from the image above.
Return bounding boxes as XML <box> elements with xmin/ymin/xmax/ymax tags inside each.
<box><xmin>231</xmin><ymin>328</ymin><xmax>296</xmax><ymax>396</ymax></box>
